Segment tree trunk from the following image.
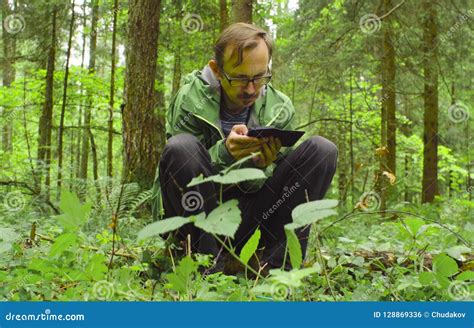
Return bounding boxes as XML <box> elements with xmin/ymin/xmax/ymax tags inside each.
<box><xmin>172</xmin><ymin>52</ymin><xmax>181</xmax><ymax>97</ymax></box>
<box><xmin>2</xmin><ymin>0</ymin><xmax>16</xmax><ymax>152</ymax></box>
<box><xmin>231</xmin><ymin>0</ymin><xmax>252</xmax><ymax>24</ymax></box>
<box><xmin>220</xmin><ymin>0</ymin><xmax>229</xmax><ymax>31</ymax></box>
<box><xmin>75</xmin><ymin>0</ymin><xmax>88</xmax><ymax>180</ymax></box>
<box><xmin>421</xmin><ymin>0</ymin><xmax>439</xmax><ymax>203</ymax></box>
<box><xmin>123</xmin><ymin>0</ymin><xmax>163</xmax><ymax>188</ymax></box>
<box><xmin>383</xmin><ymin>2</ymin><xmax>397</xmax><ymax>177</ymax></box>
<box><xmin>37</xmin><ymin>6</ymin><xmax>58</xmax><ymax>201</ymax></box>
<box><xmin>349</xmin><ymin>66</ymin><xmax>355</xmax><ymax>203</ymax></box>
<box><xmin>107</xmin><ymin>0</ymin><xmax>119</xmax><ymax>178</ymax></box>
<box><xmin>375</xmin><ymin>0</ymin><xmax>396</xmax><ymax>210</ymax></box>
<box><xmin>57</xmin><ymin>0</ymin><xmax>76</xmax><ymax>194</ymax></box>
<box><xmin>79</xmin><ymin>0</ymin><xmax>99</xmax><ymax>181</ymax></box>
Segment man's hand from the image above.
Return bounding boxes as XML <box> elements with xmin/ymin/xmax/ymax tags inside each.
<box><xmin>253</xmin><ymin>136</ymin><xmax>282</xmax><ymax>168</ymax></box>
<box><xmin>225</xmin><ymin>125</ymin><xmax>268</xmax><ymax>160</ymax></box>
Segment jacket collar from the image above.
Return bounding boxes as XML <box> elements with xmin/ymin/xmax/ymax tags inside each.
<box><xmin>182</xmin><ymin>65</ymin><xmax>267</xmax><ymax>130</ymax></box>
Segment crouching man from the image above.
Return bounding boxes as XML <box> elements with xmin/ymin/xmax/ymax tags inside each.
<box><xmin>153</xmin><ymin>23</ymin><xmax>338</xmax><ymax>271</ymax></box>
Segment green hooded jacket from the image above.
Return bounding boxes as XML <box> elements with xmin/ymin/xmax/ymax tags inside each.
<box><xmin>151</xmin><ymin>65</ymin><xmax>296</xmax><ymax>220</ymax></box>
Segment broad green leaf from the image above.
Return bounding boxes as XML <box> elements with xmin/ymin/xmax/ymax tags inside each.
<box><xmin>351</xmin><ymin>256</ymin><xmax>365</xmax><ymax>267</ymax></box>
<box><xmin>187</xmin><ymin>168</ymin><xmax>266</xmax><ymax>187</ymax></box>
<box><xmin>50</xmin><ymin>233</ymin><xmax>77</xmax><ymax>257</ymax></box>
<box><xmin>403</xmin><ymin>217</ymin><xmax>425</xmax><ymax>236</ymax></box>
<box><xmin>85</xmin><ymin>254</ymin><xmax>108</xmax><ymax>281</ymax></box>
<box><xmin>239</xmin><ymin>228</ymin><xmax>261</xmax><ymax>266</ymax></box>
<box><xmin>268</xmin><ymin>265</ymin><xmax>320</xmax><ymax>288</ymax></box>
<box><xmin>56</xmin><ymin>190</ymin><xmax>92</xmax><ymax>231</ymax></box>
<box><xmin>285</xmin><ymin>228</ymin><xmax>302</xmax><ymax>269</ymax></box>
<box><xmin>419</xmin><ymin>271</ymin><xmax>434</xmax><ymax>285</ymax></box>
<box><xmin>445</xmin><ymin>245</ymin><xmax>471</xmax><ymax>261</ymax></box>
<box><xmin>435</xmin><ymin>273</ymin><xmax>451</xmax><ymax>288</ymax></box>
<box><xmin>456</xmin><ymin>270</ymin><xmax>474</xmax><ymax>281</ymax></box>
<box><xmin>137</xmin><ymin>215</ymin><xmax>195</xmax><ymax>241</ymax></box>
<box><xmin>287</xmin><ymin>199</ymin><xmax>338</xmax><ymax>230</ymax></box>
<box><xmin>165</xmin><ymin>256</ymin><xmax>197</xmax><ymax>293</ymax></box>
<box><xmin>433</xmin><ymin>253</ymin><xmax>458</xmax><ymax>277</ymax></box>
<box><xmin>195</xmin><ymin>200</ymin><xmax>241</xmax><ymax>238</ymax></box>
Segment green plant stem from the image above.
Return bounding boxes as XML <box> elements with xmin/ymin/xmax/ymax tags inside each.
<box><xmin>315</xmin><ymin>231</ymin><xmax>336</xmax><ymax>301</ymax></box>
<box><xmin>213</xmin><ymin>235</ymin><xmax>262</xmax><ymax>279</ymax></box>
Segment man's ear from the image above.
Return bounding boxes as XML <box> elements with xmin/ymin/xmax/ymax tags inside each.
<box><xmin>208</xmin><ymin>60</ymin><xmax>221</xmax><ymax>80</ymax></box>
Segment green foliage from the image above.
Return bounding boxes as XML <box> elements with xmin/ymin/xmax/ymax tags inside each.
<box><xmin>194</xmin><ymin>200</ymin><xmax>241</xmax><ymax>238</ymax></box>
<box><xmin>0</xmin><ymin>0</ymin><xmax>472</xmax><ymax>303</ymax></box>
<box><xmin>137</xmin><ymin>215</ymin><xmax>195</xmax><ymax>241</ymax></box>
<box><xmin>56</xmin><ymin>190</ymin><xmax>92</xmax><ymax>231</ymax></box>
<box><xmin>165</xmin><ymin>256</ymin><xmax>198</xmax><ymax>294</ymax></box>
<box><xmin>188</xmin><ymin>168</ymin><xmax>267</xmax><ymax>187</ymax></box>
<box><xmin>286</xmin><ymin>199</ymin><xmax>338</xmax><ymax>230</ymax></box>
<box><xmin>285</xmin><ymin>228</ymin><xmax>303</xmax><ymax>269</ymax></box>
<box><xmin>239</xmin><ymin>228</ymin><xmax>261</xmax><ymax>266</ymax></box>
<box><xmin>0</xmin><ymin>228</ymin><xmax>20</xmax><ymax>254</ymax></box>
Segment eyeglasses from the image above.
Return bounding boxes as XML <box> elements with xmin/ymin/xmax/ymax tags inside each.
<box><xmin>220</xmin><ymin>68</ymin><xmax>272</xmax><ymax>87</ymax></box>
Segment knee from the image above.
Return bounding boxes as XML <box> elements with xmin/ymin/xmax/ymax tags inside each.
<box><xmin>161</xmin><ymin>133</ymin><xmax>201</xmax><ymax>160</ymax></box>
<box><xmin>305</xmin><ymin>136</ymin><xmax>338</xmax><ymax>161</ymax></box>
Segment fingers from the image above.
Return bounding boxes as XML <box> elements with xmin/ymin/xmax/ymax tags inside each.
<box><xmin>274</xmin><ymin>137</ymin><xmax>282</xmax><ymax>151</ymax></box>
<box><xmin>267</xmin><ymin>137</ymin><xmax>277</xmax><ymax>156</ymax></box>
<box><xmin>232</xmin><ymin>134</ymin><xmax>267</xmax><ymax>146</ymax></box>
<box><xmin>262</xmin><ymin>142</ymin><xmax>276</xmax><ymax>164</ymax></box>
<box><xmin>232</xmin><ymin>145</ymin><xmax>263</xmax><ymax>159</ymax></box>
<box><xmin>231</xmin><ymin>124</ymin><xmax>248</xmax><ymax>136</ymax></box>
<box><xmin>252</xmin><ymin>151</ymin><xmax>266</xmax><ymax>168</ymax></box>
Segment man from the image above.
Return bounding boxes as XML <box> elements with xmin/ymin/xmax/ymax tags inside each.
<box><xmin>153</xmin><ymin>23</ymin><xmax>337</xmax><ymax>271</ymax></box>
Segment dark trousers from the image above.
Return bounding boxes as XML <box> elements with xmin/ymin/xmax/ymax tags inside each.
<box><xmin>159</xmin><ymin>133</ymin><xmax>338</xmax><ymax>269</ymax></box>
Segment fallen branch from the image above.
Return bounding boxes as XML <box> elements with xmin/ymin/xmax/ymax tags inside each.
<box><xmin>36</xmin><ymin>233</ymin><xmax>137</xmax><ymax>260</ymax></box>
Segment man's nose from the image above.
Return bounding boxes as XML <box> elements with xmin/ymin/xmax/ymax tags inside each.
<box><xmin>244</xmin><ymin>81</ymin><xmax>256</xmax><ymax>94</ymax></box>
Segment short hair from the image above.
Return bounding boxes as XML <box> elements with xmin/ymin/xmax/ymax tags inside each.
<box><xmin>214</xmin><ymin>23</ymin><xmax>273</xmax><ymax>69</ymax></box>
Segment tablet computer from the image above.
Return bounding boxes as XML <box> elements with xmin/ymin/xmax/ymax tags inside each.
<box><xmin>247</xmin><ymin>127</ymin><xmax>305</xmax><ymax>147</ymax></box>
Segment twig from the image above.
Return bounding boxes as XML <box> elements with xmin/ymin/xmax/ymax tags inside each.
<box><xmin>36</xmin><ymin>233</ymin><xmax>136</xmax><ymax>259</ymax></box>
<box><xmin>379</xmin><ymin>0</ymin><xmax>406</xmax><ymax>20</ymax></box>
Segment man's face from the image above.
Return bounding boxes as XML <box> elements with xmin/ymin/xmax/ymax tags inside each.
<box><xmin>215</xmin><ymin>39</ymin><xmax>269</xmax><ymax>109</ymax></box>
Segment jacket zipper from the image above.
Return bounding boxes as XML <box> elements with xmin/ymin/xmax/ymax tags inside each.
<box><xmin>192</xmin><ymin>113</ymin><xmax>225</xmax><ymax>139</ymax></box>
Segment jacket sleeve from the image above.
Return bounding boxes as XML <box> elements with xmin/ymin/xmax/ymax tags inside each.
<box><xmin>166</xmin><ymin>86</ymin><xmax>235</xmax><ymax>172</ymax></box>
